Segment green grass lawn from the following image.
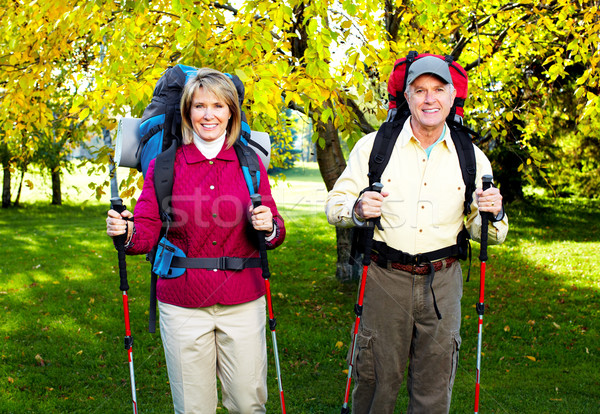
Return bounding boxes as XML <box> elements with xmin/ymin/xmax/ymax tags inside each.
<box><xmin>0</xmin><ymin>164</ymin><xmax>599</xmax><ymax>413</ymax></box>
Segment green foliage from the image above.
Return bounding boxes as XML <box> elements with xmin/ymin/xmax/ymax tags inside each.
<box><xmin>2</xmin><ymin>0</ymin><xmax>599</xmax><ymax>200</ymax></box>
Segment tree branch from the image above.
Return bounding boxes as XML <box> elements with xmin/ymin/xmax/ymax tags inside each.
<box><xmin>212</xmin><ymin>2</ymin><xmax>238</xmax><ymax>15</ymax></box>
<box><xmin>346</xmin><ymin>98</ymin><xmax>376</xmax><ymax>134</ymax></box>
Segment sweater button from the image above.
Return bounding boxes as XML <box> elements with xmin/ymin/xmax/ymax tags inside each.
<box><xmin>212</xmin><ymin>241</ymin><xmax>217</xmax><ymax>245</ymax></box>
<box><xmin>209</xmin><ymin>161</ymin><xmax>214</xmax><ymax>165</ymax></box>
<box><xmin>209</xmin><ymin>185</ymin><xmax>215</xmax><ymax>190</ymax></box>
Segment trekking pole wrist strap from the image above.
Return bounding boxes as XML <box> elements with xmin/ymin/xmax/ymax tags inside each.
<box><xmin>491</xmin><ymin>205</ymin><xmax>505</xmax><ymax>222</ymax></box>
<box><xmin>352</xmin><ymin>196</ymin><xmax>368</xmax><ymax>227</ymax></box>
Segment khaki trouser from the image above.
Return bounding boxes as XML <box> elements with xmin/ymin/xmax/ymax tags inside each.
<box><xmin>351</xmin><ymin>261</ymin><xmax>463</xmax><ymax>414</ymax></box>
<box><xmin>159</xmin><ymin>298</ymin><xmax>267</xmax><ymax>414</ymax></box>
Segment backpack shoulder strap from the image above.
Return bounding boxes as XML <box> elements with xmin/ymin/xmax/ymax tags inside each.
<box><xmin>148</xmin><ymin>140</ymin><xmax>178</xmax><ymax>334</ymax></box>
<box><xmin>349</xmin><ymin>117</ymin><xmax>404</xmax><ymax>263</ymax></box>
<box><xmin>153</xmin><ymin>140</ymin><xmax>178</xmax><ymax>221</ymax></box>
<box><xmin>367</xmin><ymin>117</ymin><xmax>406</xmax><ymax>187</ymax></box>
<box><xmin>233</xmin><ymin>141</ymin><xmax>261</xmax><ymax>196</ymax></box>
<box><xmin>448</xmin><ymin>121</ymin><xmax>477</xmax><ymax>216</ymax></box>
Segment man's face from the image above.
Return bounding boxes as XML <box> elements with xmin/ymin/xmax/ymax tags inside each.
<box><xmin>404</xmin><ymin>74</ymin><xmax>456</xmax><ymax>132</ymax></box>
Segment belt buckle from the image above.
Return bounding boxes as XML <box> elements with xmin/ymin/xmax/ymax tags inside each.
<box><xmin>218</xmin><ymin>257</ymin><xmax>227</xmax><ymax>270</ymax></box>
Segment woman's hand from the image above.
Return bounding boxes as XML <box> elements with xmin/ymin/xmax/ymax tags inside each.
<box><xmin>106</xmin><ymin>209</ymin><xmax>134</xmax><ymax>242</ymax></box>
<box><xmin>249</xmin><ymin>204</ymin><xmax>274</xmax><ymax>234</ymax></box>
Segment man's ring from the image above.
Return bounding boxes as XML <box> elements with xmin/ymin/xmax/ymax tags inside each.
<box><xmin>491</xmin><ymin>201</ymin><xmax>495</xmax><ymax>206</ymax></box>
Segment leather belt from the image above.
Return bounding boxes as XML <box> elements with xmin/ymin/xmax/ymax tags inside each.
<box><xmin>371</xmin><ymin>255</ymin><xmax>457</xmax><ymax>275</ymax></box>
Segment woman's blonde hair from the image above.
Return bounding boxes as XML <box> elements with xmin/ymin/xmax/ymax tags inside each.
<box><xmin>180</xmin><ymin>68</ymin><xmax>241</xmax><ymax>147</ymax></box>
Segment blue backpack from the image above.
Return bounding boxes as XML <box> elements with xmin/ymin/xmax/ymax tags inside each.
<box><xmin>136</xmin><ymin>64</ymin><xmax>270</xmax><ymax>332</ymax></box>
<box><xmin>138</xmin><ymin>64</ymin><xmax>269</xmax><ymax>200</ymax></box>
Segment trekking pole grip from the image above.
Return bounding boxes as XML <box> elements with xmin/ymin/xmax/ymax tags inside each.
<box><xmin>250</xmin><ymin>194</ymin><xmax>271</xmax><ymax>279</ymax></box>
<box><xmin>361</xmin><ymin>182</ymin><xmax>384</xmax><ymax>266</ymax></box>
<box><xmin>366</xmin><ymin>182</ymin><xmax>383</xmax><ymax>229</ymax></box>
<box><xmin>479</xmin><ymin>175</ymin><xmax>493</xmax><ymax>262</ymax></box>
<box><xmin>111</xmin><ymin>197</ymin><xmax>130</xmax><ymax>292</ymax></box>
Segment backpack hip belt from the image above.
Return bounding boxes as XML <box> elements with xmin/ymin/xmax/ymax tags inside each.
<box><xmin>170</xmin><ymin>256</ymin><xmax>261</xmax><ymax>271</ymax></box>
<box><xmin>371</xmin><ymin>239</ymin><xmax>462</xmax><ymax>269</ymax></box>
<box><xmin>152</xmin><ymin>235</ymin><xmax>262</xmax><ymax>279</ymax></box>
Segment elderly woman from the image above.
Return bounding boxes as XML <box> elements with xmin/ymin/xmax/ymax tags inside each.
<box><xmin>106</xmin><ymin>68</ymin><xmax>285</xmax><ymax>414</ymax></box>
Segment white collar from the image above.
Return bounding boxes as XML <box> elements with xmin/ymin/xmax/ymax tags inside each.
<box><xmin>193</xmin><ymin>131</ymin><xmax>226</xmax><ymax>159</ymax></box>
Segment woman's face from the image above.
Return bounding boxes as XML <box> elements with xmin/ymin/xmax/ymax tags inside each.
<box><xmin>189</xmin><ymin>87</ymin><xmax>231</xmax><ymax>142</ymax></box>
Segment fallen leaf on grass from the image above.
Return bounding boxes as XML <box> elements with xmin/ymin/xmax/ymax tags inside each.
<box><xmin>35</xmin><ymin>354</ymin><xmax>45</xmax><ymax>366</ymax></box>
<box><xmin>504</xmin><ymin>325</ymin><xmax>510</xmax><ymax>332</ymax></box>
<box><xmin>335</xmin><ymin>341</ymin><xmax>344</xmax><ymax>349</ymax></box>
<box><xmin>8</xmin><ymin>377</ymin><xmax>14</xmax><ymax>383</ymax></box>
<box><xmin>525</xmin><ymin>355</ymin><xmax>536</xmax><ymax>362</ymax></box>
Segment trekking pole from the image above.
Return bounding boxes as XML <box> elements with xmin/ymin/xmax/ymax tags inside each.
<box><xmin>250</xmin><ymin>194</ymin><xmax>286</xmax><ymax>414</ymax></box>
<box><xmin>341</xmin><ymin>182</ymin><xmax>384</xmax><ymax>414</ymax></box>
<box><xmin>110</xmin><ymin>197</ymin><xmax>138</xmax><ymax>414</ymax></box>
<box><xmin>474</xmin><ymin>175</ymin><xmax>493</xmax><ymax>414</ymax></box>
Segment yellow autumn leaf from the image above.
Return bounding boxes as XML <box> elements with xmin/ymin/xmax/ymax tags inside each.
<box><xmin>525</xmin><ymin>356</ymin><xmax>536</xmax><ymax>361</ymax></box>
<box><xmin>335</xmin><ymin>341</ymin><xmax>344</xmax><ymax>349</ymax></box>
<box><xmin>504</xmin><ymin>325</ymin><xmax>510</xmax><ymax>332</ymax></box>
<box><xmin>234</xmin><ymin>68</ymin><xmax>250</xmax><ymax>83</ymax></box>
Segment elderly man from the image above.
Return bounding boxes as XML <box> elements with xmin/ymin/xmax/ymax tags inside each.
<box><xmin>326</xmin><ymin>56</ymin><xmax>509</xmax><ymax>413</ymax></box>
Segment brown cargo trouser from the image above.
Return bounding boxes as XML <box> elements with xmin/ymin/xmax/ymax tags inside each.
<box><xmin>351</xmin><ymin>260</ymin><xmax>463</xmax><ymax>414</ymax></box>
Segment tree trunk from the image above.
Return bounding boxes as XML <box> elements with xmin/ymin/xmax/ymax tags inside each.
<box><xmin>51</xmin><ymin>168</ymin><xmax>61</xmax><ymax>205</ymax></box>
<box><xmin>14</xmin><ymin>169</ymin><xmax>25</xmax><ymax>207</ymax></box>
<box><xmin>315</xmin><ymin>101</ymin><xmax>359</xmax><ymax>282</ymax></box>
<box><xmin>489</xmin><ymin>144</ymin><xmax>525</xmax><ymax>203</ymax></box>
<box><xmin>2</xmin><ymin>163</ymin><xmax>10</xmax><ymax>208</ymax></box>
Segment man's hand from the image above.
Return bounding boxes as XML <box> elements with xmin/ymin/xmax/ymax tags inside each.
<box><xmin>476</xmin><ymin>187</ymin><xmax>503</xmax><ymax>216</ymax></box>
<box><xmin>355</xmin><ymin>191</ymin><xmax>389</xmax><ymax>220</ymax></box>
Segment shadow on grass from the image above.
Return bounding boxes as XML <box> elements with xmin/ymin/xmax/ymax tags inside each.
<box><xmin>507</xmin><ymin>197</ymin><xmax>600</xmax><ymax>243</ymax></box>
